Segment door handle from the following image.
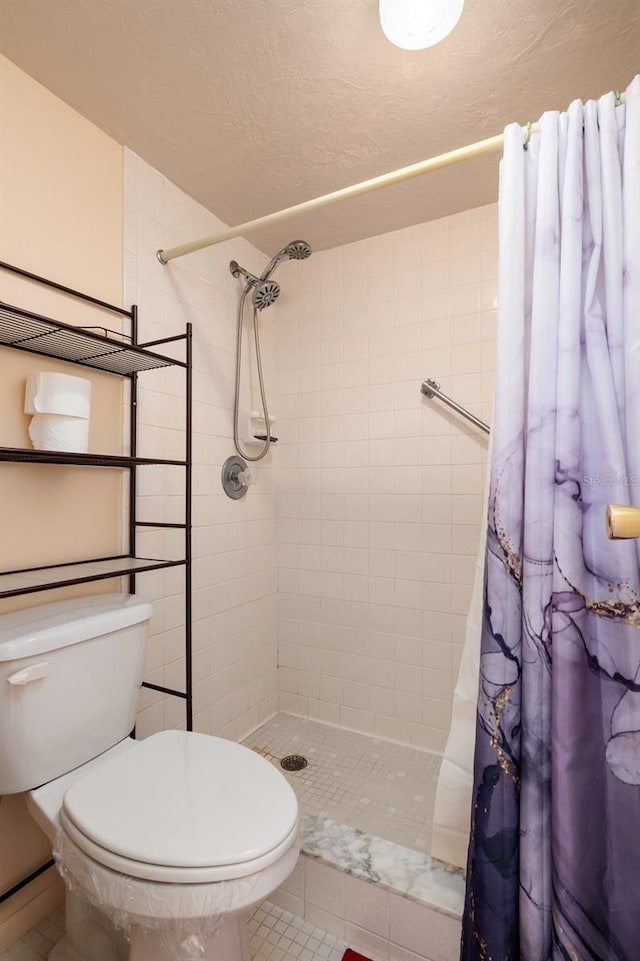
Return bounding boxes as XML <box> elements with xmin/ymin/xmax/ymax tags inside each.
<box><xmin>606</xmin><ymin>505</ymin><xmax>640</xmax><ymax>540</ymax></box>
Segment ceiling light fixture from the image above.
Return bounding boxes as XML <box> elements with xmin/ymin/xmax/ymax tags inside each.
<box><xmin>379</xmin><ymin>0</ymin><xmax>464</xmax><ymax>50</ymax></box>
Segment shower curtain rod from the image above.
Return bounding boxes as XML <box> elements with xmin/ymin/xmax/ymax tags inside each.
<box><xmin>157</xmin><ymin>89</ymin><xmax>625</xmax><ymax>265</ymax></box>
<box><xmin>157</xmin><ymin>124</ymin><xmax>539</xmax><ymax>264</ymax></box>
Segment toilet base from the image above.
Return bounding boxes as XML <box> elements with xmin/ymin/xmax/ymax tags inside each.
<box><xmin>50</xmin><ymin>891</ymin><xmax>128</xmax><ymax>961</ymax></box>
<box><xmin>49</xmin><ymin>893</ymin><xmax>251</xmax><ymax>961</ymax></box>
<box><xmin>49</xmin><ymin>824</ymin><xmax>298</xmax><ymax>961</ymax></box>
<box><xmin>129</xmin><ymin>910</ymin><xmax>250</xmax><ymax>961</ymax></box>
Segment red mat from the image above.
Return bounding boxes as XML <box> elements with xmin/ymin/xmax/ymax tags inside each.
<box><xmin>342</xmin><ymin>951</ymin><xmax>374</xmax><ymax>961</ymax></box>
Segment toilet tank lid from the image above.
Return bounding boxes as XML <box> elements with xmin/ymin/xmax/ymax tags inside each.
<box><xmin>0</xmin><ymin>594</ymin><xmax>153</xmax><ymax>662</ymax></box>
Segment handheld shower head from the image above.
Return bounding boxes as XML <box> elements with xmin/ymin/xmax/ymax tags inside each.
<box><xmin>260</xmin><ymin>240</ymin><xmax>312</xmax><ymax>281</ymax></box>
<box><xmin>283</xmin><ymin>240</ymin><xmax>312</xmax><ymax>261</ymax></box>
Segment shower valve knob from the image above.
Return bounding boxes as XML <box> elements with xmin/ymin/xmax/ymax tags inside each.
<box><xmin>236</xmin><ymin>467</ymin><xmax>255</xmax><ymax>487</ymax></box>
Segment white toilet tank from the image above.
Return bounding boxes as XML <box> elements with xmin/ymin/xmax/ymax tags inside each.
<box><xmin>0</xmin><ymin>593</ymin><xmax>153</xmax><ymax>794</ymax></box>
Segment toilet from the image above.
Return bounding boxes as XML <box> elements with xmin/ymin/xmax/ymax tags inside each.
<box><xmin>0</xmin><ymin>594</ymin><xmax>299</xmax><ymax>961</ymax></box>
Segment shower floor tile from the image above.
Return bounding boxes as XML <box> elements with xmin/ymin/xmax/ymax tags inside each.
<box><xmin>243</xmin><ymin>714</ymin><xmax>441</xmax><ymax>852</ymax></box>
<box><xmin>0</xmin><ymin>902</ymin><xmax>366</xmax><ymax>961</ymax></box>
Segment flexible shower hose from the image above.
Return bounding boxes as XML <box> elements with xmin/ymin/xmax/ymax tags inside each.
<box><xmin>233</xmin><ymin>284</ymin><xmax>272</xmax><ymax>461</ymax></box>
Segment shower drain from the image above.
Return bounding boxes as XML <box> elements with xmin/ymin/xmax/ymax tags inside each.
<box><xmin>280</xmin><ymin>754</ymin><xmax>308</xmax><ymax>772</ymax></box>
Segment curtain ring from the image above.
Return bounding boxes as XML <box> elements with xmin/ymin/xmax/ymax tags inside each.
<box><xmin>523</xmin><ymin>121</ymin><xmax>532</xmax><ymax>151</ymax></box>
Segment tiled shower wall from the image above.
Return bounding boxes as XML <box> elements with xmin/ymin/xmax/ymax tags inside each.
<box><xmin>124</xmin><ymin>149</ymin><xmax>497</xmax><ymax>753</ymax></box>
<box><xmin>273</xmin><ymin>206</ymin><xmax>497</xmax><ymax>752</ymax></box>
<box><xmin>124</xmin><ymin>150</ymin><xmax>281</xmax><ymax>741</ymax></box>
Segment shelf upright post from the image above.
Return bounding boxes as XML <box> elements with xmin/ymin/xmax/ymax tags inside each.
<box><xmin>185</xmin><ymin>322</ymin><xmax>193</xmax><ymax>732</ymax></box>
<box><xmin>129</xmin><ymin>306</ymin><xmax>138</xmax><ymax>596</ymax></box>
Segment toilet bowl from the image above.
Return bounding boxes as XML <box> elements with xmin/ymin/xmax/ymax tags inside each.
<box><xmin>28</xmin><ymin>730</ymin><xmax>299</xmax><ymax>961</ymax></box>
<box><xmin>1</xmin><ymin>595</ymin><xmax>299</xmax><ymax>960</ymax></box>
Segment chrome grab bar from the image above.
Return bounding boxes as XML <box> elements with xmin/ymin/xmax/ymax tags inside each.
<box><xmin>421</xmin><ymin>378</ymin><xmax>491</xmax><ymax>436</ymax></box>
<box><xmin>421</xmin><ymin>382</ymin><xmax>637</xmax><ymax>540</ymax></box>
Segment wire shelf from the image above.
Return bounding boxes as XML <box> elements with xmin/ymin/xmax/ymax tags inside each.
<box><xmin>0</xmin><ymin>555</ymin><xmax>187</xmax><ymax>599</ymax></box>
<box><xmin>0</xmin><ymin>447</ymin><xmax>187</xmax><ymax>468</ymax></box>
<box><xmin>0</xmin><ymin>301</ymin><xmax>183</xmax><ymax>375</ymax></box>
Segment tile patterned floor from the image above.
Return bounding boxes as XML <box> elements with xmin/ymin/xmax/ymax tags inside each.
<box><xmin>0</xmin><ymin>901</ymin><xmax>362</xmax><ymax>961</ymax></box>
<box><xmin>0</xmin><ymin>910</ymin><xmax>64</xmax><ymax>961</ymax></box>
<box><xmin>249</xmin><ymin>900</ymin><xmax>364</xmax><ymax>961</ymax></box>
<box><xmin>244</xmin><ymin>714</ymin><xmax>441</xmax><ymax>852</ymax></box>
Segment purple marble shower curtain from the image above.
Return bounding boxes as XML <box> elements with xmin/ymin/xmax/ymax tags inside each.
<box><xmin>461</xmin><ymin>77</ymin><xmax>640</xmax><ymax>961</ymax></box>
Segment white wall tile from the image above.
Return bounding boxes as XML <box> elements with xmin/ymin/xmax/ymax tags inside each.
<box><xmin>128</xmin><ymin>158</ymin><xmax>496</xmax><ymax>753</ymax></box>
<box><xmin>306</xmin><ymin>860</ymin><xmax>346</xmax><ymax>918</ymax></box>
<box><xmin>389</xmin><ymin>894</ymin><xmax>461</xmax><ymax>961</ymax></box>
<box><xmin>125</xmin><ymin>150</ymin><xmax>279</xmax><ymax>741</ymax></box>
<box><xmin>275</xmin><ymin>205</ymin><xmax>496</xmax><ymax>751</ymax></box>
<box><xmin>345</xmin><ymin>922</ymin><xmax>391</xmax><ymax>960</ymax></box>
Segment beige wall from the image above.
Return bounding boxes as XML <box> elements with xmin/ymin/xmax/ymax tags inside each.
<box><xmin>0</xmin><ymin>55</ymin><xmax>123</xmax><ymax>946</ymax></box>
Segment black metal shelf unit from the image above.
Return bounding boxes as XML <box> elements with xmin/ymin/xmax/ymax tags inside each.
<box><xmin>0</xmin><ymin>260</ymin><xmax>193</xmax><ymax>906</ymax></box>
<box><xmin>0</xmin><ymin>447</ymin><xmax>188</xmax><ymax>468</ymax></box>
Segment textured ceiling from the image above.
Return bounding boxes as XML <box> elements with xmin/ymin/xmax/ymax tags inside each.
<box><xmin>1</xmin><ymin>0</ymin><xmax>639</xmax><ymax>255</ymax></box>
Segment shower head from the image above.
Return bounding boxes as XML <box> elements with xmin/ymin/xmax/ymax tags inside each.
<box><xmin>253</xmin><ymin>280</ymin><xmax>280</xmax><ymax>311</ymax></box>
<box><xmin>229</xmin><ymin>260</ymin><xmax>280</xmax><ymax>310</ymax></box>
<box><xmin>283</xmin><ymin>240</ymin><xmax>312</xmax><ymax>261</ymax></box>
<box><xmin>260</xmin><ymin>240</ymin><xmax>312</xmax><ymax>281</ymax></box>
<box><xmin>230</xmin><ymin>240</ymin><xmax>310</xmax><ymax>308</ymax></box>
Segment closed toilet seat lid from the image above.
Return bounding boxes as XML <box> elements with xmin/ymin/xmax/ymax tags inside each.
<box><xmin>61</xmin><ymin>730</ymin><xmax>298</xmax><ymax>882</ymax></box>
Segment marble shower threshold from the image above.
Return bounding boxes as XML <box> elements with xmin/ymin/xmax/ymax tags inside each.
<box><xmin>243</xmin><ymin>715</ymin><xmax>464</xmax><ymax>919</ymax></box>
<box><xmin>300</xmin><ymin>813</ymin><xmax>463</xmax><ymax>920</ymax></box>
